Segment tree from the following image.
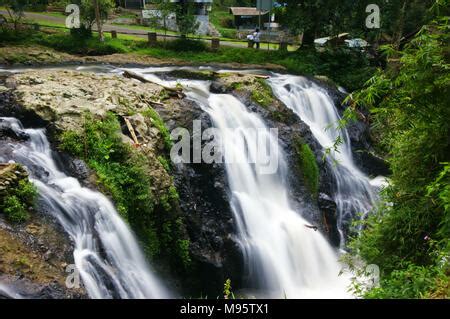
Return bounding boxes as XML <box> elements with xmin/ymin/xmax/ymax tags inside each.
<box><xmin>75</xmin><ymin>0</ymin><xmax>114</xmax><ymax>36</ymax></box>
<box><xmin>93</xmin><ymin>0</ymin><xmax>103</xmax><ymax>41</ymax></box>
<box><xmin>1</xmin><ymin>0</ymin><xmax>28</xmax><ymax>30</ymax></box>
<box><xmin>151</xmin><ymin>0</ymin><xmax>176</xmax><ymax>44</ymax></box>
<box><xmin>347</xmin><ymin>0</ymin><xmax>450</xmax><ymax>297</ymax></box>
<box><xmin>282</xmin><ymin>0</ymin><xmax>437</xmax><ymax>48</ymax></box>
<box><xmin>176</xmin><ymin>0</ymin><xmax>199</xmax><ymax>37</ymax></box>
<box><xmin>282</xmin><ymin>0</ymin><xmax>354</xmax><ymax>46</ymax></box>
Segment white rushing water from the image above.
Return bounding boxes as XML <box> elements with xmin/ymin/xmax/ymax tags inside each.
<box><xmin>123</xmin><ymin>68</ymin><xmax>351</xmax><ymax>298</ymax></box>
<box><xmin>0</xmin><ymin>283</ymin><xmax>23</xmax><ymax>299</ymax></box>
<box><xmin>0</xmin><ymin>117</ymin><xmax>169</xmax><ymax>299</ymax></box>
<box><xmin>268</xmin><ymin>75</ymin><xmax>378</xmax><ymax>244</ymax></box>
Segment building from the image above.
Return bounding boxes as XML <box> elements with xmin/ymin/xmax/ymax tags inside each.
<box><xmin>229</xmin><ymin>7</ymin><xmax>269</xmax><ymax>30</ymax></box>
<box><xmin>141</xmin><ymin>0</ymin><xmax>214</xmax><ymax>35</ymax></box>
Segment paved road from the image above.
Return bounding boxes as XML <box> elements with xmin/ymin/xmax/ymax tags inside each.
<box><xmin>0</xmin><ymin>10</ymin><xmax>279</xmax><ymax>50</ymax></box>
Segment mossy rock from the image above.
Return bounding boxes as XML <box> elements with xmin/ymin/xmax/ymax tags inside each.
<box><xmin>293</xmin><ymin>138</ymin><xmax>320</xmax><ymax>198</ymax></box>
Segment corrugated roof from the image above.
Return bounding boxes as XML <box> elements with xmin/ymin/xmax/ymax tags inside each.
<box><xmin>229</xmin><ymin>7</ymin><xmax>269</xmax><ymax>16</ymax></box>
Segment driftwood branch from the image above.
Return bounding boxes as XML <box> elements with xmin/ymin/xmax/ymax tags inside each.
<box><xmin>123</xmin><ymin>117</ymin><xmax>140</xmax><ymax>147</ymax></box>
<box><xmin>251</xmin><ymin>74</ymin><xmax>270</xmax><ymax>79</ymax></box>
<box><xmin>123</xmin><ymin>70</ymin><xmax>184</xmax><ymax>98</ymax></box>
<box><xmin>213</xmin><ymin>71</ymin><xmax>270</xmax><ymax>79</ymax></box>
<box><xmin>147</xmin><ymin>100</ymin><xmax>164</xmax><ymax>107</ymax></box>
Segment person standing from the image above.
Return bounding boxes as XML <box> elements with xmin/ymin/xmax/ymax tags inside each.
<box><xmin>253</xmin><ymin>28</ymin><xmax>261</xmax><ymax>49</ymax></box>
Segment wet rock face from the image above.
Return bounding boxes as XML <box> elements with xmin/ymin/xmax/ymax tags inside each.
<box><xmin>326</xmin><ymin>83</ymin><xmax>389</xmax><ymax>177</ymax></box>
<box><xmin>0</xmin><ymin>275</ymin><xmax>81</xmax><ymax>299</ymax></box>
<box><xmin>232</xmin><ymin>89</ymin><xmax>324</xmax><ymax>220</ymax></box>
<box><xmin>2</xmin><ymin>69</ymin><xmax>244</xmax><ymax>297</ymax></box>
<box><xmin>0</xmin><ymin>115</ymin><xmax>86</xmax><ymax>299</ymax></box>
<box><xmin>317</xmin><ymin>193</ymin><xmax>340</xmax><ymax>247</ymax></box>
<box><xmin>155</xmin><ymin>97</ymin><xmax>244</xmax><ymax>297</ymax></box>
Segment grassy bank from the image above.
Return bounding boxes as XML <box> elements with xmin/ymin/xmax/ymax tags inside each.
<box><xmin>0</xmin><ymin>27</ymin><xmax>376</xmax><ymax>91</ymax></box>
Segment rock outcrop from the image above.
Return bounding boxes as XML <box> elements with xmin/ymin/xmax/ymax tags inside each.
<box><xmin>0</xmin><ymin>69</ymin><xmax>243</xmax><ymax>297</ymax></box>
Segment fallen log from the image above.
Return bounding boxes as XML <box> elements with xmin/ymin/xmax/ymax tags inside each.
<box><xmin>123</xmin><ymin>70</ymin><xmax>184</xmax><ymax>96</ymax></box>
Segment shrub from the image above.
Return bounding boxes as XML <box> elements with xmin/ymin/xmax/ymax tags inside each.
<box><xmin>142</xmin><ymin>107</ymin><xmax>173</xmax><ymax>151</ymax></box>
<box><xmin>60</xmin><ymin>130</ymin><xmax>84</xmax><ymax>156</ymax></box>
<box><xmin>3</xmin><ymin>195</ymin><xmax>29</xmax><ymax>223</ymax></box>
<box><xmin>347</xmin><ymin>16</ymin><xmax>450</xmax><ymax>298</ymax></box>
<box><xmin>365</xmin><ymin>262</ymin><xmax>448</xmax><ymax>299</ymax></box>
<box><xmin>163</xmin><ymin>38</ymin><xmax>207</xmax><ymax>53</ymax></box>
<box><xmin>1</xmin><ymin>178</ymin><xmax>37</xmax><ymax>223</ymax></box>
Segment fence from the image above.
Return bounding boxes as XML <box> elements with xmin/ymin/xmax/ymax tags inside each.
<box><xmin>21</xmin><ymin>22</ymin><xmax>296</xmax><ymax>51</ymax></box>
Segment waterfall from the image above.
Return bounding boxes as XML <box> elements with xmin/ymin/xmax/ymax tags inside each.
<box><xmin>0</xmin><ymin>283</ymin><xmax>23</xmax><ymax>299</ymax></box>
<box><xmin>268</xmin><ymin>75</ymin><xmax>378</xmax><ymax>245</ymax></box>
<box><xmin>0</xmin><ymin>117</ymin><xmax>170</xmax><ymax>299</ymax></box>
<box><xmin>123</xmin><ymin>68</ymin><xmax>351</xmax><ymax>298</ymax></box>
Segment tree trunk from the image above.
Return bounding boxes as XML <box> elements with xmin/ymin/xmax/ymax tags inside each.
<box><xmin>93</xmin><ymin>0</ymin><xmax>104</xmax><ymax>41</ymax></box>
<box><xmin>393</xmin><ymin>0</ymin><xmax>408</xmax><ymax>49</ymax></box>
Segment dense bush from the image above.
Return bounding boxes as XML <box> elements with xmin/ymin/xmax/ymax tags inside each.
<box><xmin>1</xmin><ymin>178</ymin><xmax>37</xmax><ymax>223</ymax></box>
<box><xmin>59</xmin><ymin>112</ymin><xmax>190</xmax><ymax>270</ymax></box>
<box><xmin>348</xmin><ymin>14</ymin><xmax>450</xmax><ymax>298</ymax></box>
<box><xmin>162</xmin><ymin>38</ymin><xmax>207</xmax><ymax>53</ymax></box>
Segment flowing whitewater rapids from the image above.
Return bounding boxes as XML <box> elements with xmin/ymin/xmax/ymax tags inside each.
<box><xmin>268</xmin><ymin>75</ymin><xmax>379</xmax><ymax>245</ymax></box>
<box><xmin>122</xmin><ymin>67</ymin><xmax>352</xmax><ymax>298</ymax></box>
<box><xmin>0</xmin><ymin>65</ymin><xmax>380</xmax><ymax>298</ymax></box>
<box><xmin>0</xmin><ymin>117</ymin><xmax>169</xmax><ymax>299</ymax></box>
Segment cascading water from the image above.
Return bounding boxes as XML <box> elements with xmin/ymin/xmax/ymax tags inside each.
<box><xmin>268</xmin><ymin>75</ymin><xmax>378</xmax><ymax>245</ymax></box>
<box><xmin>124</xmin><ymin>68</ymin><xmax>351</xmax><ymax>298</ymax></box>
<box><xmin>0</xmin><ymin>283</ymin><xmax>23</xmax><ymax>299</ymax></box>
<box><xmin>0</xmin><ymin>117</ymin><xmax>170</xmax><ymax>299</ymax></box>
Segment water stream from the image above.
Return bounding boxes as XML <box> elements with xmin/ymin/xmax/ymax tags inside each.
<box><xmin>123</xmin><ymin>67</ymin><xmax>352</xmax><ymax>298</ymax></box>
<box><xmin>0</xmin><ymin>117</ymin><xmax>170</xmax><ymax>299</ymax></box>
<box><xmin>268</xmin><ymin>75</ymin><xmax>379</xmax><ymax>245</ymax></box>
<box><xmin>0</xmin><ymin>65</ymin><xmax>382</xmax><ymax>299</ymax></box>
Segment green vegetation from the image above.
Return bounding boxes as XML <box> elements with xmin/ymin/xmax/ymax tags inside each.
<box><xmin>251</xmin><ymin>78</ymin><xmax>274</xmax><ymax>108</ymax></box>
<box><xmin>0</xmin><ymin>28</ymin><xmax>130</xmax><ymax>55</ymax></box>
<box><xmin>282</xmin><ymin>0</ymin><xmax>436</xmax><ymax>46</ymax></box>
<box><xmin>158</xmin><ymin>155</ymin><xmax>171</xmax><ymax>172</ymax></box>
<box><xmin>59</xmin><ymin>112</ymin><xmax>190</xmax><ymax>270</ymax></box>
<box><xmin>1</xmin><ymin>176</ymin><xmax>37</xmax><ymax>223</ymax></box>
<box><xmin>209</xmin><ymin>5</ymin><xmax>237</xmax><ymax>39</ymax></box>
<box><xmin>142</xmin><ymin>107</ymin><xmax>173</xmax><ymax>151</ymax></box>
<box><xmin>294</xmin><ymin>138</ymin><xmax>320</xmax><ymax>197</ymax></box>
<box><xmin>223</xmin><ymin>278</ymin><xmax>234</xmax><ymax>299</ymax></box>
<box><xmin>76</xmin><ymin>0</ymin><xmax>115</xmax><ymax>38</ymax></box>
<box><xmin>166</xmin><ymin>69</ymin><xmax>215</xmax><ymax>81</ymax></box>
<box><xmin>2</xmin><ymin>0</ymin><xmax>448</xmax><ymax>299</ymax></box>
<box><xmin>3</xmin><ymin>195</ymin><xmax>29</xmax><ymax>223</ymax></box>
<box><xmin>346</xmin><ymin>9</ymin><xmax>450</xmax><ymax>298</ymax></box>
<box><xmin>0</xmin><ymin>23</ymin><xmax>375</xmax><ymax>90</ymax></box>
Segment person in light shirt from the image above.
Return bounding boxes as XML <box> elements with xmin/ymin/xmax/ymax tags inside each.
<box><xmin>253</xmin><ymin>28</ymin><xmax>261</xmax><ymax>49</ymax></box>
